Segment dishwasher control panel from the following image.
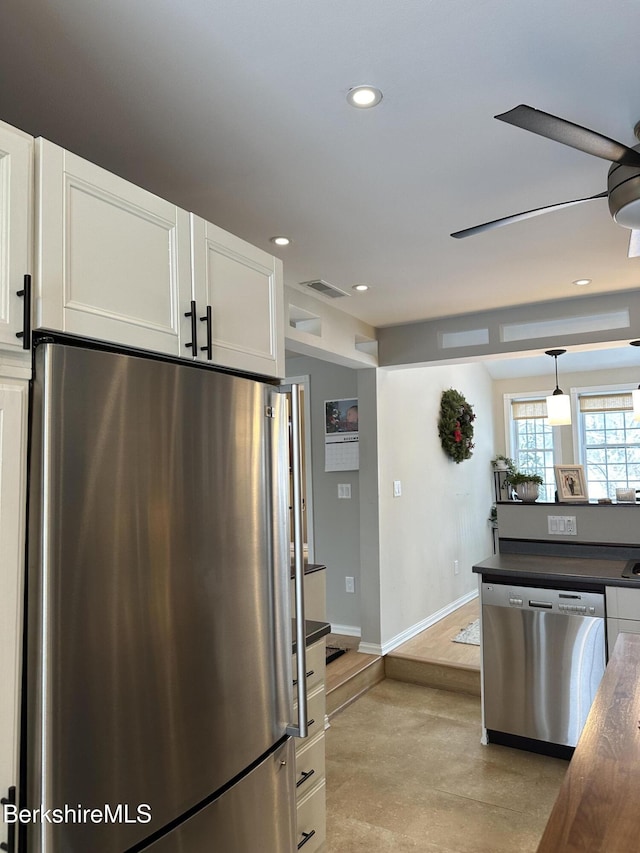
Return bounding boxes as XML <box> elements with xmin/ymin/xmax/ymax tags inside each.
<box><xmin>483</xmin><ymin>582</ymin><xmax>605</xmax><ymax>618</ymax></box>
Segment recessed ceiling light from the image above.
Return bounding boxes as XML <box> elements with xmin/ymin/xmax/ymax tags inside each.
<box><xmin>270</xmin><ymin>236</ymin><xmax>290</xmax><ymax>246</ymax></box>
<box><xmin>573</xmin><ymin>279</ymin><xmax>592</xmax><ymax>286</ymax></box>
<box><xmin>352</xmin><ymin>284</ymin><xmax>369</xmax><ymax>292</ymax></box>
<box><xmin>346</xmin><ymin>86</ymin><xmax>383</xmax><ymax>109</ymax></box>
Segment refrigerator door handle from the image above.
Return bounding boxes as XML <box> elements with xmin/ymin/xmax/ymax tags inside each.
<box><xmin>287</xmin><ymin>383</ymin><xmax>308</xmax><ymax>738</ymax></box>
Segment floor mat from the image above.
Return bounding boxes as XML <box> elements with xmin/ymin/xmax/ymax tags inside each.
<box><xmin>452</xmin><ymin>619</ymin><xmax>480</xmax><ymax>645</ymax></box>
<box><xmin>326</xmin><ymin>646</ymin><xmax>347</xmax><ymax>664</ymax></box>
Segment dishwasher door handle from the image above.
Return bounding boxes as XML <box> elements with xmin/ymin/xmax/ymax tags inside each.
<box><xmin>529</xmin><ymin>600</ymin><xmax>553</xmax><ymax>609</ymax></box>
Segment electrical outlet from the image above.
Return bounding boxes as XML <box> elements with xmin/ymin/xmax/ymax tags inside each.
<box><xmin>345</xmin><ymin>576</ymin><xmax>355</xmax><ymax>593</ymax></box>
<box><xmin>454</xmin><ymin>559</ymin><xmax>459</xmax><ymax>575</ymax></box>
<box><xmin>548</xmin><ymin>515</ymin><xmax>577</xmax><ymax>535</ymax></box>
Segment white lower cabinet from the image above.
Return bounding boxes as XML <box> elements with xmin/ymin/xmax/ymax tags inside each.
<box><xmin>605</xmin><ymin>586</ymin><xmax>640</xmax><ymax>657</ymax></box>
<box><xmin>0</xmin><ymin>371</ymin><xmax>28</xmax><ymax>851</ymax></box>
<box><xmin>293</xmin><ymin>638</ymin><xmax>327</xmax><ymax>852</ymax></box>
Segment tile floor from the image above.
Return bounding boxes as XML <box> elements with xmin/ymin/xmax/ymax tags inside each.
<box><xmin>325</xmin><ymin>678</ymin><xmax>567</xmax><ymax>852</ymax></box>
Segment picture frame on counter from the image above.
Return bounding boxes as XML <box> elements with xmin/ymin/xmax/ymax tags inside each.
<box><xmin>555</xmin><ymin>464</ymin><xmax>588</xmax><ymax>502</ymax></box>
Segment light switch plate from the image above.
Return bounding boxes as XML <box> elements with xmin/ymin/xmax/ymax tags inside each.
<box><xmin>338</xmin><ymin>484</ymin><xmax>351</xmax><ymax>499</ymax></box>
<box><xmin>393</xmin><ymin>480</ymin><xmax>402</xmax><ymax>497</ymax></box>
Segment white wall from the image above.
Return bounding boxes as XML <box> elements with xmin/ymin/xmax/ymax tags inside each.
<box><xmin>374</xmin><ymin>361</ymin><xmax>495</xmax><ymax>649</ymax></box>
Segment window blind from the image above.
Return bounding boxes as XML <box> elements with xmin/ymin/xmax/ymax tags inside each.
<box><xmin>579</xmin><ymin>393</ymin><xmax>633</xmax><ymax>413</ymax></box>
<box><xmin>511</xmin><ymin>399</ymin><xmax>547</xmax><ymax>420</ymax></box>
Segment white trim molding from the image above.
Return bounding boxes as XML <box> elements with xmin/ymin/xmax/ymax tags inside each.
<box><xmin>359</xmin><ymin>589</ymin><xmax>479</xmax><ymax>657</ymax></box>
<box><xmin>330</xmin><ymin>623</ymin><xmax>361</xmax><ymax>638</ymax></box>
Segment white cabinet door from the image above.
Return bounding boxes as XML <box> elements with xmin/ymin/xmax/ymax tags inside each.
<box><xmin>36</xmin><ymin>139</ymin><xmax>192</xmax><ymax>356</ymax></box>
<box><xmin>0</xmin><ymin>121</ymin><xmax>33</xmax><ymax>352</ymax></box>
<box><xmin>190</xmin><ymin>216</ymin><xmax>284</xmax><ymax>377</ymax></box>
<box><xmin>0</xmin><ymin>378</ymin><xmax>28</xmax><ymax>829</ymax></box>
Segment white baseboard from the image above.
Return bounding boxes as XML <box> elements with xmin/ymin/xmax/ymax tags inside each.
<box><xmin>368</xmin><ymin>589</ymin><xmax>478</xmax><ymax>657</ymax></box>
<box><xmin>330</xmin><ymin>623</ymin><xmax>361</xmax><ymax>638</ymax></box>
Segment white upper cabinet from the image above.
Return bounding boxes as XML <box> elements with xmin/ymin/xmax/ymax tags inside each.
<box><xmin>34</xmin><ymin>140</ymin><xmax>284</xmax><ymax>377</ymax></box>
<box><xmin>0</xmin><ymin>121</ymin><xmax>33</xmax><ymax>353</ymax></box>
<box><xmin>36</xmin><ymin>139</ymin><xmax>192</xmax><ymax>357</ymax></box>
<box><xmin>190</xmin><ymin>216</ymin><xmax>284</xmax><ymax>378</ymax></box>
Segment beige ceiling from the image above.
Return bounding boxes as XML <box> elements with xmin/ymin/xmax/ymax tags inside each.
<box><xmin>2</xmin><ymin>0</ymin><xmax>640</xmax><ymax>331</ymax></box>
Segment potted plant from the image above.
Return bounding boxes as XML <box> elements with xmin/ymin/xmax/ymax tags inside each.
<box><xmin>491</xmin><ymin>454</ymin><xmax>515</xmax><ymax>473</ymax></box>
<box><xmin>506</xmin><ymin>470</ymin><xmax>543</xmax><ymax>503</ymax></box>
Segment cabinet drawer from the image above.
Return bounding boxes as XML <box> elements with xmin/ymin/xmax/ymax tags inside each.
<box><xmin>294</xmin><ymin>687</ymin><xmax>325</xmax><ymax>748</ymax></box>
<box><xmin>607</xmin><ymin>616</ymin><xmax>640</xmax><ymax>657</ymax></box>
<box><xmin>292</xmin><ymin>640</ymin><xmax>325</xmax><ymax>694</ymax></box>
<box><xmin>296</xmin><ymin>780</ymin><xmax>326</xmax><ymax>853</ymax></box>
<box><xmin>295</xmin><ymin>734</ymin><xmax>325</xmax><ymax>801</ymax></box>
<box><xmin>606</xmin><ymin>587</ymin><xmax>640</xmax><ymax>621</ymax></box>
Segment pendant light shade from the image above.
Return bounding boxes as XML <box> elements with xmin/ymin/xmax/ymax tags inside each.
<box><xmin>632</xmin><ymin>341</ymin><xmax>640</xmax><ymax>422</ymax></box>
<box><xmin>545</xmin><ymin>349</ymin><xmax>571</xmax><ymax>426</ymax></box>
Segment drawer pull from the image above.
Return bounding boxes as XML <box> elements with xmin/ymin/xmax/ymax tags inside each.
<box><xmin>297</xmin><ymin>829</ymin><xmax>316</xmax><ymax>849</ymax></box>
<box><xmin>199</xmin><ymin>305</ymin><xmax>212</xmax><ymax>360</ymax></box>
<box><xmin>292</xmin><ymin>669</ymin><xmax>315</xmax><ymax>686</ymax></box>
<box><xmin>296</xmin><ymin>768</ymin><xmax>316</xmax><ymax>788</ymax></box>
<box><xmin>15</xmin><ymin>274</ymin><xmax>31</xmax><ymax>350</ymax></box>
<box><xmin>1</xmin><ymin>786</ymin><xmax>16</xmax><ymax>852</ymax></box>
<box><xmin>184</xmin><ymin>300</ymin><xmax>198</xmax><ymax>357</ymax></box>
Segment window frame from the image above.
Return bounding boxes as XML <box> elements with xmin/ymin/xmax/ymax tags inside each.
<box><xmin>571</xmin><ymin>382</ymin><xmax>639</xmax><ymax>499</ymax></box>
<box><xmin>503</xmin><ymin>391</ymin><xmax>563</xmax><ymax>501</ymax></box>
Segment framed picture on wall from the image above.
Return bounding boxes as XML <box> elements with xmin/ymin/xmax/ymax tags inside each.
<box><xmin>554</xmin><ymin>464</ymin><xmax>588</xmax><ymax>502</ymax></box>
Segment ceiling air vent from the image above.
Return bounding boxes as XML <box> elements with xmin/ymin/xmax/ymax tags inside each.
<box><xmin>300</xmin><ymin>279</ymin><xmax>350</xmax><ymax>299</ymax></box>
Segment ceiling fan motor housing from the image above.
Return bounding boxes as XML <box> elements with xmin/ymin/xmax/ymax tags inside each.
<box><xmin>608</xmin><ymin>145</ymin><xmax>640</xmax><ymax>229</ymax></box>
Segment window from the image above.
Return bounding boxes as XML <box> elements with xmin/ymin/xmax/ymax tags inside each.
<box><xmin>509</xmin><ymin>398</ymin><xmax>557</xmax><ymax>502</ymax></box>
<box><xmin>578</xmin><ymin>391</ymin><xmax>640</xmax><ymax>500</ymax></box>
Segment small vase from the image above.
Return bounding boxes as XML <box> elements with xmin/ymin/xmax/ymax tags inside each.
<box><xmin>516</xmin><ymin>482</ymin><xmax>539</xmax><ymax>503</ymax></box>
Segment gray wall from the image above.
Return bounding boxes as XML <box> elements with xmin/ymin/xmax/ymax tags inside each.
<box><xmin>286</xmin><ymin>355</ymin><xmax>361</xmax><ymax>630</ymax></box>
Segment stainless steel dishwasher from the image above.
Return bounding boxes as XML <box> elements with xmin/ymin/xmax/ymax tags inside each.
<box><xmin>481</xmin><ymin>581</ymin><xmax>606</xmax><ymax>754</ymax></box>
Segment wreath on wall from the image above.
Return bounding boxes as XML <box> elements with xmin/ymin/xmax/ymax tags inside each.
<box><xmin>438</xmin><ymin>388</ymin><xmax>476</xmax><ymax>463</ymax></box>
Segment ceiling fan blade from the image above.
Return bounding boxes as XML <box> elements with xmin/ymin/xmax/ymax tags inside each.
<box><xmin>451</xmin><ymin>192</ymin><xmax>607</xmax><ymax>239</ymax></box>
<box><xmin>628</xmin><ymin>230</ymin><xmax>640</xmax><ymax>258</ymax></box>
<box><xmin>496</xmin><ymin>105</ymin><xmax>640</xmax><ymax>168</ymax></box>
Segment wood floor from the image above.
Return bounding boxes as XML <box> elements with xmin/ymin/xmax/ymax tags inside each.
<box><xmin>385</xmin><ymin>597</ymin><xmax>481</xmax><ymax>696</ymax></box>
<box><xmin>326</xmin><ymin>596</ymin><xmax>481</xmax><ymax>711</ymax></box>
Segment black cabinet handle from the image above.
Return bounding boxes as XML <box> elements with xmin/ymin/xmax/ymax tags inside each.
<box><xmin>15</xmin><ymin>274</ymin><xmax>31</xmax><ymax>349</ymax></box>
<box><xmin>1</xmin><ymin>786</ymin><xmax>16</xmax><ymax>852</ymax></box>
<box><xmin>296</xmin><ymin>768</ymin><xmax>316</xmax><ymax>788</ymax></box>
<box><xmin>200</xmin><ymin>305</ymin><xmax>212</xmax><ymax>360</ymax></box>
<box><xmin>297</xmin><ymin>830</ymin><xmax>316</xmax><ymax>849</ymax></box>
<box><xmin>292</xmin><ymin>669</ymin><xmax>315</xmax><ymax>687</ymax></box>
<box><xmin>184</xmin><ymin>300</ymin><xmax>198</xmax><ymax>357</ymax></box>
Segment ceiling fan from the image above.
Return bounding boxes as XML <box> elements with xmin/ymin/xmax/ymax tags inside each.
<box><xmin>451</xmin><ymin>104</ymin><xmax>640</xmax><ymax>257</ymax></box>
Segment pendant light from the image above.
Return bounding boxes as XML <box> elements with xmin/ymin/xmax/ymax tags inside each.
<box><xmin>545</xmin><ymin>349</ymin><xmax>571</xmax><ymax>425</ymax></box>
<box><xmin>632</xmin><ymin>340</ymin><xmax>640</xmax><ymax>422</ymax></box>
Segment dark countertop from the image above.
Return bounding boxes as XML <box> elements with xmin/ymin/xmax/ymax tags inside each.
<box><xmin>473</xmin><ymin>551</ymin><xmax>639</xmax><ymax>588</ymax></box>
<box><xmin>292</xmin><ymin>619</ymin><xmax>331</xmax><ymax>654</ymax></box>
<box><xmin>290</xmin><ymin>562</ymin><xmax>326</xmax><ymax>580</ymax></box>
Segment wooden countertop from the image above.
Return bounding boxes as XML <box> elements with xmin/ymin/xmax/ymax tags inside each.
<box><xmin>536</xmin><ymin>632</ymin><xmax>640</xmax><ymax>853</ymax></box>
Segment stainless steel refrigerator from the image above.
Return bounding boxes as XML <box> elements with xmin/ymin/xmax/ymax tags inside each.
<box><xmin>24</xmin><ymin>340</ymin><xmax>306</xmax><ymax>852</ymax></box>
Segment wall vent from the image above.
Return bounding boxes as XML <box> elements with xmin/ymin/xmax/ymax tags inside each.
<box><xmin>300</xmin><ymin>279</ymin><xmax>351</xmax><ymax>299</ymax></box>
